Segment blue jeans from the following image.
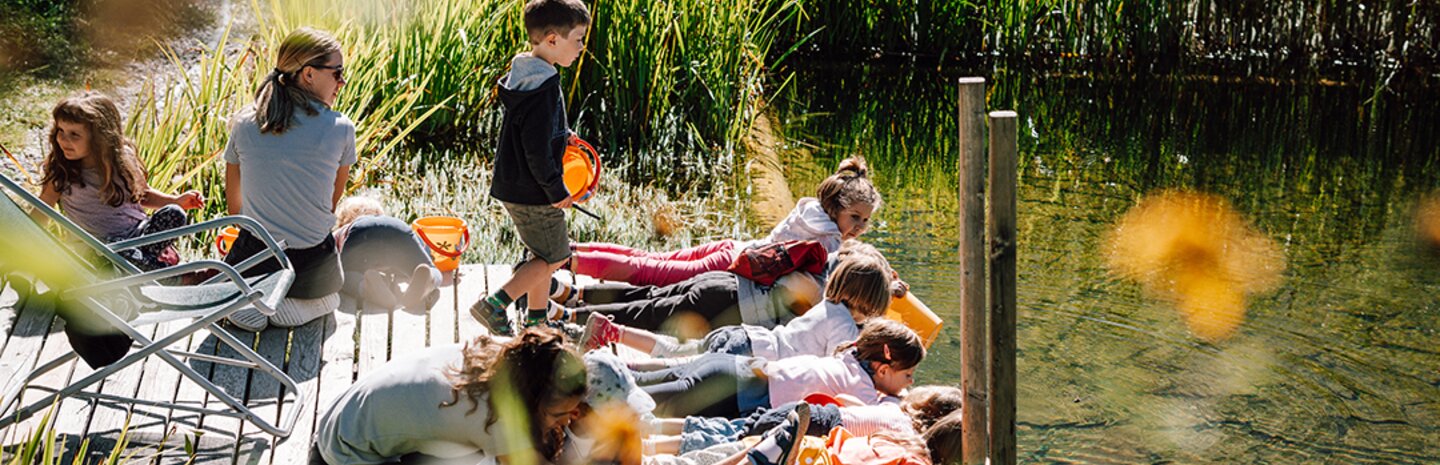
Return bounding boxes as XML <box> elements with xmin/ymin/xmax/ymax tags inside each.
<box><xmin>634</xmin><ymin>353</ymin><xmax>769</xmax><ymax>418</ymax></box>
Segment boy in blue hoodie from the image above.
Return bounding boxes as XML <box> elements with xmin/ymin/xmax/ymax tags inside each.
<box><xmin>469</xmin><ymin>0</ymin><xmax>591</xmax><ymax>335</ymax></box>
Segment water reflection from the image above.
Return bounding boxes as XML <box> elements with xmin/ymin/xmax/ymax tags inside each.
<box><xmin>773</xmin><ymin>62</ymin><xmax>1440</xmax><ymax>462</ymax></box>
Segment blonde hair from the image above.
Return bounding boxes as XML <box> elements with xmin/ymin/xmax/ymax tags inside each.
<box><xmin>824</xmin><ymin>255</ymin><xmax>892</xmax><ymax>319</ymax></box>
<box><xmin>43</xmin><ymin>91</ymin><xmax>148</xmax><ymax>207</ymax></box>
<box><xmin>901</xmin><ymin>385</ymin><xmax>964</xmax><ymax>432</ymax></box>
<box><xmin>816</xmin><ymin>157</ymin><xmax>882</xmax><ymax>221</ymax></box>
<box><xmin>334</xmin><ymin>196</ymin><xmax>384</xmax><ymax>230</ymax></box>
<box><xmin>254</xmin><ymin>27</ymin><xmax>342</xmax><ymax>134</ymax></box>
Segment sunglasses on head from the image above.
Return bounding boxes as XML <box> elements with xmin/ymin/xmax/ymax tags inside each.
<box><xmin>305</xmin><ymin>63</ymin><xmax>345</xmax><ymax>81</ymax></box>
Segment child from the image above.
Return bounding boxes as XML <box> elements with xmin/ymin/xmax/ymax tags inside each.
<box><xmin>312</xmin><ymin>327</ymin><xmax>587</xmax><ymax>465</ymax></box>
<box><xmin>34</xmin><ymin>91</ymin><xmax>204</xmax><ymax>270</ymax></box>
<box><xmin>568</xmin><ymin>157</ymin><xmax>882</xmax><ymax>287</ymax></box>
<box><xmin>332</xmin><ymin>196</ymin><xmax>441</xmax><ymax>312</ymax></box>
<box><xmin>221</xmin><ymin>27</ymin><xmax>355</xmax><ymax>331</ymax></box>
<box><xmin>569</xmin><ymin>240</ymin><xmax>894</xmax><ymax>339</ymax></box>
<box><xmin>648</xmin><ymin>385</ymin><xmax>963</xmax><ymax>456</ymax></box>
<box><xmin>581</xmin><ymin>252</ymin><xmax>894</xmax><ymax>363</ymax></box>
<box><xmin>469</xmin><ymin>0</ymin><xmax>592</xmax><ymax>337</ymax></box>
<box><xmin>632</xmin><ymin>319</ymin><xmax>925</xmax><ymax>420</ymax></box>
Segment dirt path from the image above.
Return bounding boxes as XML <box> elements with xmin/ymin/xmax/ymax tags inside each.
<box><xmin>0</xmin><ymin>0</ymin><xmax>249</xmax><ymax>182</ymax></box>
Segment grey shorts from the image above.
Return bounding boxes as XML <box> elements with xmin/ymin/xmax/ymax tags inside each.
<box><xmin>502</xmin><ymin>201</ymin><xmax>572</xmax><ymax>264</ymax></box>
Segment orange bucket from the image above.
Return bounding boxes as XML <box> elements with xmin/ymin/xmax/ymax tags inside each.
<box><xmin>411</xmin><ymin>216</ymin><xmax>470</xmax><ymax>272</ymax></box>
<box><xmin>562</xmin><ymin>137</ymin><xmax>601</xmax><ymax>204</ymax></box>
<box><xmin>215</xmin><ymin>226</ymin><xmax>240</xmax><ymax>256</ymax></box>
<box><xmin>884</xmin><ymin>292</ymin><xmax>943</xmax><ymax>348</ymax></box>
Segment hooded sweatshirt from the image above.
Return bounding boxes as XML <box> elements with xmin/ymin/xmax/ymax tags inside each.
<box><xmin>492</xmin><ymin>53</ymin><xmax>572</xmax><ymax>205</ymax></box>
<box><xmin>765</xmin><ymin>197</ymin><xmax>843</xmax><ymax>252</ymax></box>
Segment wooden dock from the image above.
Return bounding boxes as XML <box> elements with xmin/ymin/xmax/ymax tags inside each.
<box><xmin>0</xmin><ymin>264</ymin><xmax>584</xmax><ymax>464</ymax></box>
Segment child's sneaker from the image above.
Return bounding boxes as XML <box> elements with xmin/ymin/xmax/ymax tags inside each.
<box><xmin>469</xmin><ymin>297</ymin><xmax>514</xmax><ymax>336</ymax></box>
<box><xmin>746</xmin><ymin>403</ymin><xmax>810</xmax><ymax>465</ymax></box>
<box><xmin>580</xmin><ymin>313</ymin><xmax>622</xmax><ymax>351</ymax></box>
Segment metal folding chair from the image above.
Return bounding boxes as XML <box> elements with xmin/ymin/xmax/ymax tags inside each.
<box><xmin>0</xmin><ymin>173</ymin><xmax>306</xmax><ymax>437</ymax></box>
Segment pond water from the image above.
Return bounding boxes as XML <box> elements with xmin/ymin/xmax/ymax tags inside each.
<box><xmin>772</xmin><ymin>63</ymin><xmax>1440</xmax><ymax>463</ymax></box>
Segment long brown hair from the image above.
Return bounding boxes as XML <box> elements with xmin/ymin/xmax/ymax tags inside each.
<box><xmin>824</xmin><ymin>255</ymin><xmax>892</xmax><ymax>319</ymax></box>
<box><xmin>923</xmin><ymin>411</ymin><xmax>964</xmax><ymax>465</ymax></box>
<box><xmin>43</xmin><ymin>91</ymin><xmax>147</xmax><ymax>207</ymax></box>
<box><xmin>842</xmin><ymin>318</ymin><xmax>925</xmax><ymax>371</ymax></box>
<box><xmin>816</xmin><ymin>157</ymin><xmax>882</xmax><ymax>221</ymax></box>
<box><xmin>443</xmin><ymin>327</ymin><xmax>587</xmax><ymax>461</ymax></box>
<box><xmin>254</xmin><ymin>27</ymin><xmax>341</xmax><ymax>134</ymax></box>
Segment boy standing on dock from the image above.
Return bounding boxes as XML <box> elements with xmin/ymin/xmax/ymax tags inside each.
<box><xmin>469</xmin><ymin>0</ymin><xmax>590</xmax><ymax>335</ymax></box>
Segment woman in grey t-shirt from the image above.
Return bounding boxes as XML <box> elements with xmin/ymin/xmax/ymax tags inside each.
<box><xmin>220</xmin><ymin>27</ymin><xmax>356</xmax><ymax>331</ymax></box>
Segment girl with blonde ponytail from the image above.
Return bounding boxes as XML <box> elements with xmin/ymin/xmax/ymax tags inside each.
<box><xmin>221</xmin><ymin>27</ymin><xmax>357</xmax><ymax>332</ymax></box>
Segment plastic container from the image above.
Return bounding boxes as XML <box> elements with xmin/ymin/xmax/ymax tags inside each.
<box><xmin>411</xmin><ymin>216</ymin><xmax>470</xmax><ymax>272</ymax></box>
<box><xmin>215</xmin><ymin>226</ymin><xmax>240</xmax><ymax>256</ymax></box>
<box><xmin>562</xmin><ymin>137</ymin><xmax>601</xmax><ymax>203</ymax></box>
<box><xmin>884</xmin><ymin>292</ymin><xmax>943</xmax><ymax>348</ymax></box>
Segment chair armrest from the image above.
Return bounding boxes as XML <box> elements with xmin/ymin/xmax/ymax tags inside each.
<box><xmin>66</xmin><ymin>260</ymin><xmax>255</xmax><ymax>298</ymax></box>
<box><xmin>108</xmin><ymin>215</ymin><xmax>293</xmax><ymax>271</ymax></box>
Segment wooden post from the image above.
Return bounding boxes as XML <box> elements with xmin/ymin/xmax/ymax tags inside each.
<box><xmin>956</xmin><ymin>77</ymin><xmax>989</xmax><ymax>465</ymax></box>
<box><xmin>987</xmin><ymin>111</ymin><xmax>1018</xmax><ymax>465</ymax></box>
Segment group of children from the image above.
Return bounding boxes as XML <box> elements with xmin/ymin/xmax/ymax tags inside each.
<box><xmin>18</xmin><ymin>0</ymin><xmax>958</xmax><ymax>463</ymax></box>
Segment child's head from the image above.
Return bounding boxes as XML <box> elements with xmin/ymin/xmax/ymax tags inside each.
<box><xmin>851</xmin><ymin>319</ymin><xmax>925</xmax><ymax>396</ymax></box>
<box><xmin>816</xmin><ymin>157</ymin><xmax>881</xmax><ymax>241</ymax></box>
<box><xmin>901</xmin><ymin>385</ymin><xmax>964</xmax><ymax>432</ymax></box>
<box><xmin>524</xmin><ymin>0</ymin><xmax>591</xmax><ymax>67</ymax></box>
<box><xmin>44</xmin><ymin>91</ymin><xmax>146</xmax><ymax>207</ymax></box>
<box><xmin>447</xmin><ymin>327</ymin><xmax>587</xmax><ymax>461</ymax></box>
<box><xmin>923</xmin><ymin>411</ymin><xmax>963</xmax><ymax>465</ymax></box>
<box><xmin>824</xmin><ymin>255</ymin><xmax>892</xmax><ymax>321</ymax></box>
<box><xmin>255</xmin><ymin>27</ymin><xmax>344</xmax><ymax>134</ymax></box>
<box><xmin>334</xmin><ymin>195</ymin><xmax>384</xmax><ymax>230</ymax></box>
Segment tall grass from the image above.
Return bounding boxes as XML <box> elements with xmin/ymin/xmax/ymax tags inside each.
<box><xmin>776</xmin><ymin>0</ymin><xmax>1438</xmax><ymax>72</ymax></box>
<box><xmin>125</xmin><ymin>0</ymin><xmax>805</xmax><ymax>220</ymax></box>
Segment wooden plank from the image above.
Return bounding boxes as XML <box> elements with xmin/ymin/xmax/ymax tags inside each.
<box><xmin>428</xmin><ymin>269</ymin><xmax>459</xmax><ymax>347</ymax></box>
<box><xmin>392</xmin><ymin>308</ymin><xmax>427</xmax><ymax>354</ymax></box>
<box><xmin>356</xmin><ymin>299</ymin><xmax>390</xmax><ymax>377</ymax></box>
<box><xmin>232</xmin><ymin>325</ymin><xmax>293</xmax><ymax>464</ymax></box>
<box><xmin>956</xmin><ymin>76</ymin><xmax>990</xmax><ymax>465</ymax></box>
<box><xmin>986</xmin><ymin>110</ymin><xmax>1019</xmax><ymax>465</ymax></box>
<box><xmin>267</xmin><ymin>318</ymin><xmax>326</xmax><ymax>464</ymax></box>
<box><xmin>10</xmin><ymin>305</ymin><xmax>93</xmax><ymax>460</ymax></box>
<box><xmin>105</xmin><ymin>319</ymin><xmax>190</xmax><ymax>465</ymax></box>
<box><xmin>304</xmin><ymin>302</ymin><xmax>357</xmax><ymax>464</ymax></box>
<box><xmin>147</xmin><ymin>326</ymin><xmax>218</xmax><ymax>465</ymax></box>
<box><xmin>171</xmin><ymin>327</ymin><xmax>250</xmax><ymax>465</ymax></box>
<box><xmin>0</xmin><ymin>294</ymin><xmax>55</xmax><ymax>444</ymax></box>
<box><xmin>80</xmin><ymin>322</ymin><xmax>162</xmax><ymax>463</ymax></box>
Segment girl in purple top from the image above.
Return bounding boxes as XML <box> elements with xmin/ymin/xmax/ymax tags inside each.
<box><xmin>34</xmin><ymin>91</ymin><xmax>204</xmax><ymax>270</ymax></box>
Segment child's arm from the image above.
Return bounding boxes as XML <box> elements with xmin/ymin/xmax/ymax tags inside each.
<box><xmin>225</xmin><ymin>163</ymin><xmax>242</xmax><ymax>215</ymax></box>
<box><xmin>29</xmin><ymin>182</ymin><xmax>61</xmax><ymax>223</ymax></box>
<box><xmin>331</xmin><ymin>165</ymin><xmax>350</xmax><ymax>211</ymax></box>
<box><xmin>140</xmin><ymin>187</ymin><xmax>204</xmax><ymax>210</ymax></box>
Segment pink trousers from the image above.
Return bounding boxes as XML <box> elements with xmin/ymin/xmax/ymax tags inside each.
<box><xmin>570</xmin><ymin>239</ymin><xmax>738</xmax><ymax>286</ymax></box>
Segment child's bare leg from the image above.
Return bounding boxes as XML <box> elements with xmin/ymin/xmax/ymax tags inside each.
<box><xmin>652</xmin><ymin>418</ymin><xmax>686</xmax><ymax>435</ymax></box>
<box><xmin>643</xmin><ymin>436</ymin><xmax>683</xmax><ymax>456</ymax></box>
<box><xmin>618</xmin><ymin>325</ymin><xmax>659</xmax><ymax>353</ymax></box>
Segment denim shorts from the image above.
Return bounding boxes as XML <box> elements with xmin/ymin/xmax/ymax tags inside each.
<box><xmin>502</xmin><ymin>201</ymin><xmax>572</xmax><ymax>264</ymax></box>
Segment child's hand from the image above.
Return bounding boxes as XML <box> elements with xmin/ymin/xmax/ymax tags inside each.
<box><xmin>553</xmin><ymin>196</ymin><xmax>575</xmax><ymax>209</ymax></box>
<box><xmin>891</xmin><ymin>279</ymin><xmax>909</xmax><ymax>298</ymax></box>
<box><xmin>177</xmin><ymin>190</ymin><xmax>205</xmax><ymax>210</ymax></box>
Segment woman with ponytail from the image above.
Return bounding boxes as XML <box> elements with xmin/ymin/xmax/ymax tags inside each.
<box><xmin>221</xmin><ymin>27</ymin><xmax>356</xmax><ymax>331</ymax></box>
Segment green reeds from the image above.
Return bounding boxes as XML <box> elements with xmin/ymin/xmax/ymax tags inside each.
<box><xmin>1</xmin><ymin>405</ymin><xmax>137</xmax><ymax>465</ymax></box>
